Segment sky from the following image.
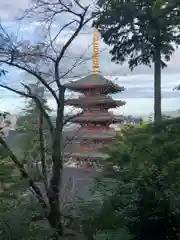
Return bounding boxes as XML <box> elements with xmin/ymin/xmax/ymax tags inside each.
<box><xmin>0</xmin><ymin>1</ymin><xmax>180</xmax><ymax>117</ymax></box>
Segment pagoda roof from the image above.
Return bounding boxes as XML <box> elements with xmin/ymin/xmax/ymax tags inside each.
<box><xmin>64</xmin><ymin>73</ymin><xmax>124</xmax><ymax>93</ymax></box>
<box><xmin>63</xmin><ymin>129</ymin><xmax>117</xmax><ymax>140</ymax></box>
<box><xmin>65</xmin><ymin>112</ymin><xmax>124</xmax><ymax>123</ymax></box>
<box><xmin>65</xmin><ymin>95</ymin><xmax>126</xmax><ymax>108</ymax></box>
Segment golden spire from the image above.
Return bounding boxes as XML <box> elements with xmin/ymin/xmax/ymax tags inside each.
<box><xmin>92</xmin><ymin>29</ymin><xmax>100</xmax><ymax>73</ymax></box>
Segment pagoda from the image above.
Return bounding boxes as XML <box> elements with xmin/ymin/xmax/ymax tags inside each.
<box><xmin>63</xmin><ymin>29</ymin><xmax>126</xmax><ymax>168</ymax></box>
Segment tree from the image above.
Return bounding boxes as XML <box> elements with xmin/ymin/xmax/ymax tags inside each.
<box><xmin>93</xmin><ymin>0</ymin><xmax>180</xmax><ymax>122</ymax></box>
<box><xmin>15</xmin><ymin>83</ymin><xmax>53</xmax><ymax>182</ymax></box>
<box><xmin>16</xmin><ymin>82</ymin><xmax>51</xmax><ymax>130</ymax></box>
<box><xmin>0</xmin><ymin>193</ymin><xmax>54</xmax><ymax>239</ymax></box>
<box><xmin>0</xmin><ymin>0</ymin><xmax>93</xmax><ymax>237</ymax></box>
<box><xmin>83</xmin><ymin>119</ymin><xmax>180</xmax><ymax>239</ymax></box>
<box><xmin>16</xmin><ymin>83</ymin><xmax>52</xmax><ymax>152</ymax></box>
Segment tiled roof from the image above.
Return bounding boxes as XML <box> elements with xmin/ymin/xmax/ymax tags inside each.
<box><xmin>64</xmin><ymin>73</ymin><xmax>124</xmax><ymax>93</ymax></box>
<box><xmin>67</xmin><ymin>112</ymin><xmax>124</xmax><ymax>123</ymax></box>
<box><xmin>63</xmin><ymin>129</ymin><xmax>116</xmax><ymax>140</ymax></box>
<box><xmin>65</xmin><ymin>95</ymin><xmax>126</xmax><ymax>108</ymax></box>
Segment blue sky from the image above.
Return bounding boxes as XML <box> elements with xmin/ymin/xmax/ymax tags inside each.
<box><xmin>0</xmin><ymin>1</ymin><xmax>180</xmax><ymax>117</ymax></box>
<box><xmin>1</xmin><ymin>72</ymin><xmax>180</xmax><ymax>116</ymax></box>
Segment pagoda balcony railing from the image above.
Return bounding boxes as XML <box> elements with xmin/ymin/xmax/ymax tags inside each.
<box><xmin>83</xmin><ymin>111</ymin><xmax>110</xmax><ymax>116</ymax></box>
<box><xmin>80</xmin><ymin>139</ymin><xmax>111</xmax><ymax>147</ymax></box>
<box><xmin>79</xmin><ymin>143</ymin><xmax>106</xmax><ymax>151</ymax></box>
<box><xmin>80</xmin><ymin>127</ymin><xmax>115</xmax><ymax>132</ymax></box>
<box><xmin>79</xmin><ymin>94</ymin><xmax>111</xmax><ymax>99</ymax></box>
<box><xmin>83</xmin><ymin>109</ymin><xmax>109</xmax><ymax>112</ymax></box>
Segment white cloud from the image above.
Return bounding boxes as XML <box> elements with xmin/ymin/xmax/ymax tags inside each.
<box><xmin>2</xmin><ymin>1</ymin><xmax>180</xmax><ymax>75</ymax></box>
<box><xmin>56</xmin><ymin>29</ymin><xmax>180</xmax><ymax>75</ymax></box>
<box><xmin>1</xmin><ymin>73</ymin><xmax>179</xmax><ymax>116</ymax></box>
<box><xmin>1</xmin><ymin>0</ymin><xmax>180</xmax><ymax>117</ymax></box>
<box><xmin>0</xmin><ymin>0</ymin><xmax>30</xmax><ymax>20</ymax></box>
<box><xmin>115</xmin><ymin>98</ymin><xmax>180</xmax><ymax>116</ymax></box>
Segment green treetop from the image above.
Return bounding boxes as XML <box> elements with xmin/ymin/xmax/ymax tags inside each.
<box><xmin>16</xmin><ymin>84</ymin><xmax>52</xmax><ymax>181</ymax></box>
<box><xmin>94</xmin><ymin>0</ymin><xmax>180</xmax><ymax>122</ymax></box>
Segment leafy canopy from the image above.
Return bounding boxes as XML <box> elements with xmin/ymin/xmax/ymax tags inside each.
<box><xmin>94</xmin><ymin>0</ymin><xmax>180</xmax><ymax>69</ymax></box>
<box><xmin>83</xmin><ymin>119</ymin><xmax>180</xmax><ymax>239</ymax></box>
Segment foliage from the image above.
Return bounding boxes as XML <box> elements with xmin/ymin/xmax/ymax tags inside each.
<box><xmin>16</xmin><ymin>89</ymin><xmax>51</xmax><ymax>133</ymax></box>
<box><xmin>80</xmin><ymin>118</ymin><xmax>180</xmax><ymax>239</ymax></box>
<box><xmin>16</xmin><ymin>84</ymin><xmax>52</xmax><ymax>181</ymax></box>
<box><xmin>94</xmin><ymin>0</ymin><xmax>180</xmax><ymax>122</ymax></box>
<box><xmin>0</xmin><ymin>85</ymin><xmax>53</xmax><ymax>239</ymax></box>
<box><xmin>0</xmin><ymin>0</ymin><xmax>92</xmax><ymax>236</ymax></box>
<box><xmin>0</xmin><ymin>145</ymin><xmax>52</xmax><ymax>239</ymax></box>
<box><xmin>0</xmin><ymin>196</ymin><xmax>53</xmax><ymax>240</ymax></box>
<box><xmin>0</xmin><ymin>151</ymin><xmax>78</xmax><ymax>239</ymax></box>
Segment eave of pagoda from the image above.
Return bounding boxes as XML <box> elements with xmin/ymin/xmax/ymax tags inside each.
<box><xmin>65</xmin><ymin>85</ymin><xmax>124</xmax><ymax>95</ymax></box>
<box><xmin>64</xmin><ymin>129</ymin><xmax>117</xmax><ymax>140</ymax></box>
<box><xmin>64</xmin><ymin>85</ymin><xmax>124</xmax><ymax>94</ymax></box>
<box><xmin>66</xmin><ymin>111</ymin><xmax>124</xmax><ymax>124</ymax></box>
<box><xmin>64</xmin><ymin>73</ymin><xmax>124</xmax><ymax>94</ymax></box>
<box><xmin>65</xmin><ymin>96</ymin><xmax>126</xmax><ymax>108</ymax></box>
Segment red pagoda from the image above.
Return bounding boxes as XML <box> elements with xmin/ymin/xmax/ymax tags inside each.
<box><xmin>63</xmin><ymin>30</ymin><xmax>126</xmax><ymax>168</ymax></box>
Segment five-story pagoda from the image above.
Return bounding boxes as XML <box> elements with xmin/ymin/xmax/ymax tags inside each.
<box><xmin>64</xmin><ymin>30</ymin><xmax>126</xmax><ymax>168</ymax></box>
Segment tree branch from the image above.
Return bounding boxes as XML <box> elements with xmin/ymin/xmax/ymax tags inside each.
<box><xmin>0</xmin><ymin>136</ymin><xmax>48</xmax><ymax>211</ymax></box>
<box><xmin>0</xmin><ymin>84</ymin><xmax>54</xmax><ymax>136</ymax></box>
<box><xmin>0</xmin><ymin>60</ymin><xmax>59</xmax><ymax>104</ymax></box>
<box><xmin>54</xmin><ymin>6</ymin><xmax>91</xmax><ymax>89</ymax></box>
<box><xmin>63</xmin><ymin>111</ymin><xmax>83</xmax><ymax>126</ymax></box>
<box><xmin>39</xmin><ymin>106</ymin><xmax>48</xmax><ymax>193</ymax></box>
<box><xmin>22</xmin><ymin>83</ymin><xmax>49</xmax><ymax>192</ymax></box>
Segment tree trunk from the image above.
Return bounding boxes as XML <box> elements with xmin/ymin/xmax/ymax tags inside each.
<box><xmin>154</xmin><ymin>44</ymin><xmax>162</xmax><ymax>123</ymax></box>
<box><xmin>48</xmin><ymin>86</ymin><xmax>65</xmax><ymax>237</ymax></box>
<box><xmin>48</xmin><ymin>129</ymin><xmax>63</xmax><ymax>237</ymax></box>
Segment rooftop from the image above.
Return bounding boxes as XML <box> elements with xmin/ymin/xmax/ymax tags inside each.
<box><xmin>63</xmin><ymin>129</ymin><xmax>117</xmax><ymax>140</ymax></box>
<box><xmin>65</xmin><ymin>95</ymin><xmax>126</xmax><ymax>108</ymax></box>
<box><xmin>64</xmin><ymin>73</ymin><xmax>124</xmax><ymax>93</ymax></box>
<box><xmin>65</xmin><ymin>112</ymin><xmax>124</xmax><ymax>123</ymax></box>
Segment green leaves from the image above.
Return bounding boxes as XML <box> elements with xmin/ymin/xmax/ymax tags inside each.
<box><xmin>94</xmin><ymin>0</ymin><xmax>180</xmax><ymax>68</ymax></box>
<box><xmin>0</xmin><ymin>197</ymin><xmax>52</xmax><ymax>240</ymax></box>
<box><xmin>0</xmin><ymin>86</ymin><xmax>54</xmax><ymax>239</ymax></box>
<box><xmin>84</xmin><ymin>118</ymin><xmax>180</xmax><ymax>239</ymax></box>
<box><xmin>15</xmin><ymin>87</ymin><xmax>52</xmax><ymax>181</ymax></box>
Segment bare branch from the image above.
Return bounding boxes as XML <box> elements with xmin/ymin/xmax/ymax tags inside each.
<box><xmin>63</xmin><ymin>112</ymin><xmax>83</xmax><ymax>126</ymax></box>
<box><xmin>0</xmin><ymin>84</ymin><xmax>54</xmax><ymax>136</ymax></box>
<box><xmin>0</xmin><ymin>60</ymin><xmax>59</xmax><ymax>103</ymax></box>
<box><xmin>39</xmin><ymin>106</ymin><xmax>48</xmax><ymax>192</ymax></box>
<box><xmin>47</xmin><ymin>19</ymin><xmax>76</xmax><ymax>55</ymax></box>
<box><xmin>48</xmin><ymin>42</ymin><xmax>93</xmax><ymax>86</ymax></box>
<box><xmin>23</xmin><ymin>83</ymin><xmax>50</xmax><ymax>192</ymax></box>
<box><xmin>73</xmin><ymin>0</ymin><xmax>87</xmax><ymax>11</ymax></box>
<box><xmin>58</xmin><ymin>0</ymin><xmax>84</xmax><ymax>17</ymax></box>
<box><xmin>0</xmin><ymin>0</ymin><xmax>95</xmax><ymax>235</ymax></box>
<box><xmin>55</xmin><ymin>10</ymin><xmax>91</xmax><ymax>66</ymax></box>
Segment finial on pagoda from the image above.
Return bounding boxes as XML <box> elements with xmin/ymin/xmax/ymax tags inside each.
<box><xmin>92</xmin><ymin>29</ymin><xmax>100</xmax><ymax>73</ymax></box>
